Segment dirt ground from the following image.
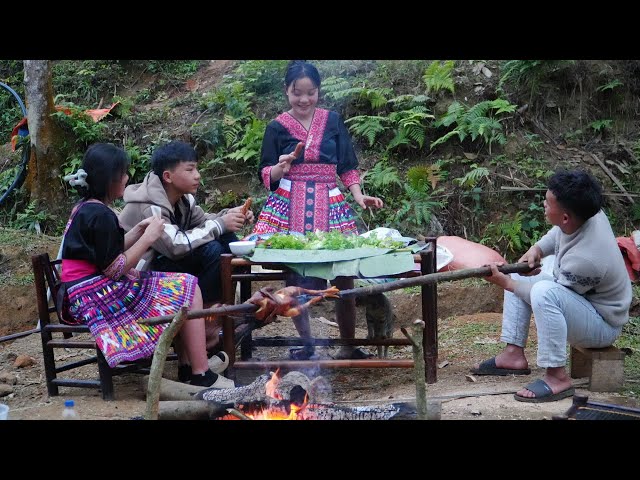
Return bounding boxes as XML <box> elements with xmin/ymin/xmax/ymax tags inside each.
<box><xmin>1</xmin><ymin>268</ymin><xmax>637</xmax><ymax>421</ymax></box>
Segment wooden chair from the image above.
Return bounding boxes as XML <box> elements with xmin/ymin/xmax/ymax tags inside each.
<box><xmin>32</xmin><ymin>252</ymin><xmax>174</xmax><ymax>400</ymax></box>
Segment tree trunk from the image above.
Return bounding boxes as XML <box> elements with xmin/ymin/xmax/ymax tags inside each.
<box><xmin>23</xmin><ymin>60</ymin><xmax>66</xmax><ymax>207</ymax></box>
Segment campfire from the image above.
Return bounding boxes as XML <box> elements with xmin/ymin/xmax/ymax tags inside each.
<box><xmin>195</xmin><ymin>370</ymin><xmax>416</xmax><ymax>421</ymax></box>
<box><xmin>224</xmin><ymin>370</ymin><xmax>308</xmax><ymax>420</ymax></box>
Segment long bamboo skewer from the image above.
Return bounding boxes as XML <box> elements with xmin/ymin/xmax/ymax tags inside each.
<box><xmin>137</xmin><ymin>262</ymin><xmax>538</xmax><ymax>326</ymax></box>
<box><xmin>336</xmin><ymin>262</ymin><xmax>537</xmax><ymax>298</ymax></box>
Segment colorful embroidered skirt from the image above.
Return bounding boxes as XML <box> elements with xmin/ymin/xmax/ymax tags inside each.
<box><xmin>67</xmin><ymin>270</ymin><xmax>197</xmax><ymax>367</ymax></box>
<box><xmin>253</xmin><ymin>164</ymin><xmax>358</xmax><ymax>235</ymax></box>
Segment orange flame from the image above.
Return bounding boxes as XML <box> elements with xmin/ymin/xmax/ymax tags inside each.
<box><xmin>233</xmin><ymin>369</ymin><xmax>309</xmax><ymax>420</ymax></box>
<box><xmin>265</xmin><ymin>369</ymin><xmax>282</xmax><ymax>399</ymax></box>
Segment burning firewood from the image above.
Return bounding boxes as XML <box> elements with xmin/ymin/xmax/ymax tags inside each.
<box><xmin>246</xmin><ymin>285</ymin><xmax>340</xmax><ymax>323</ymax></box>
<box><xmin>215</xmin><ymin>400</ymin><xmax>417</xmax><ymax>420</ymax></box>
<box><xmin>197</xmin><ymin>369</ymin><xmax>415</xmax><ymax>420</ymax></box>
<box><xmin>196</xmin><ymin>373</ymin><xmax>272</xmax><ymax>404</ymax></box>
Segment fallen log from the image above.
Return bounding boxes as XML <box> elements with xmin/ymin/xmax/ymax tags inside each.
<box><xmin>196</xmin><ymin>371</ymin><xmax>323</xmax><ymax>404</ymax></box>
<box><xmin>141</xmin><ymin>376</ymin><xmax>206</xmax><ymax>401</ymax></box>
<box><xmin>196</xmin><ymin>373</ymin><xmax>271</xmax><ymax>403</ymax></box>
<box><xmin>158</xmin><ymin>400</ymin><xmax>230</xmax><ymax>420</ymax></box>
<box><xmin>337</xmin><ymin>262</ymin><xmax>538</xmax><ymax>298</ymax></box>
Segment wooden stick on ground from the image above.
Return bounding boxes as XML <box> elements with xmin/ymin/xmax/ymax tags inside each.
<box><xmin>140</xmin><ymin>376</ymin><xmax>205</xmax><ymax>401</ymax></box>
<box><xmin>158</xmin><ymin>400</ymin><xmax>229</xmax><ymax>420</ymax></box>
<box><xmin>145</xmin><ymin>306</ymin><xmax>188</xmax><ymax>420</ymax></box>
<box><xmin>401</xmin><ymin>320</ymin><xmax>427</xmax><ymax>420</ymax></box>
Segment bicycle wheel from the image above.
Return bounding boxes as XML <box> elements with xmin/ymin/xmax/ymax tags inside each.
<box><xmin>0</xmin><ymin>81</ymin><xmax>30</xmax><ymax>206</ymax></box>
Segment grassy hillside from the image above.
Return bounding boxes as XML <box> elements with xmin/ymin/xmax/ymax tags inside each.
<box><xmin>1</xmin><ymin>59</ymin><xmax>639</xmax><ymax>261</ymax></box>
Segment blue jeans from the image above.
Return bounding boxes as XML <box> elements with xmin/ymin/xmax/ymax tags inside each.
<box><xmin>152</xmin><ymin>232</ymin><xmax>238</xmax><ymax>304</ymax></box>
<box><xmin>501</xmin><ymin>273</ymin><xmax>622</xmax><ymax>368</ymax></box>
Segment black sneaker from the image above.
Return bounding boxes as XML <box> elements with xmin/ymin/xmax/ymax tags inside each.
<box><xmin>178</xmin><ymin>364</ymin><xmax>192</xmax><ymax>383</ymax></box>
<box><xmin>190</xmin><ymin>369</ymin><xmax>235</xmax><ymax>389</ymax></box>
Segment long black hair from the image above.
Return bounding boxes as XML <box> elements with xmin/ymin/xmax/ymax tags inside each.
<box><xmin>78</xmin><ymin>143</ymin><xmax>130</xmax><ymax>202</ymax></box>
<box><xmin>284</xmin><ymin>60</ymin><xmax>321</xmax><ymax>90</ymax></box>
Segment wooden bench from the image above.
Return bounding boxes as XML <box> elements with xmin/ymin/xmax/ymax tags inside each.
<box><xmin>32</xmin><ymin>252</ymin><xmax>175</xmax><ymax>400</ymax></box>
<box><xmin>570</xmin><ymin>345</ymin><xmax>625</xmax><ymax>392</ymax></box>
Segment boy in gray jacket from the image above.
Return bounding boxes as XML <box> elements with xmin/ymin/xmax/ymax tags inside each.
<box><xmin>119</xmin><ymin>141</ymin><xmax>253</xmax><ymax>374</ymax></box>
<box><xmin>471</xmin><ymin>169</ymin><xmax>631</xmax><ymax>402</ymax></box>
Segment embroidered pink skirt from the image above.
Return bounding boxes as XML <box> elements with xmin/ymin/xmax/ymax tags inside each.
<box><xmin>253</xmin><ymin>163</ymin><xmax>358</xmax><ymax>235</ymax></box>
<box><xmin>67</xmin><ymin>270</ymin><xmax>197</xmax><ymax>367</ymax></box>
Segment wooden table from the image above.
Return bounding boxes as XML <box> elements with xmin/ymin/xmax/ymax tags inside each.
<box><xmin>220</xmin><ymin>238</ymin><xmax>440</xmax><ymax>383</ymax></box>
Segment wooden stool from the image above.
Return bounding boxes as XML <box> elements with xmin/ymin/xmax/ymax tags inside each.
<box><xmin>570</xmin><ymin>345</ymin><xmax>625</xmax><ymax>392</ymax></box>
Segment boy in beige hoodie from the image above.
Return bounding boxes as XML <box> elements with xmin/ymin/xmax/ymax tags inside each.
<box><xmin>119</xmin><ymin>141</ymin><xmax>253</xmax><ymax>379</ymax></box>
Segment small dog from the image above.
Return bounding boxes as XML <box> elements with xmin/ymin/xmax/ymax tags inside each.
<box><xmin>356</xmin><ymin>293</ymin><xmax>396</xmax><ymax>358</ymax></box>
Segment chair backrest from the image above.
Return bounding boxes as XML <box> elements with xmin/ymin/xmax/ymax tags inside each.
<box><xmin>31</xmin><ymin>252</ymin><xmax>65</xmax><ymax>327</ymax></box>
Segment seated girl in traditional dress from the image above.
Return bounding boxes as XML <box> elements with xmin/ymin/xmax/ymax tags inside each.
<box><xmin>60</xmin><ymin>143</ymin><xmax>234</xmax><ymax>388</ymax></box>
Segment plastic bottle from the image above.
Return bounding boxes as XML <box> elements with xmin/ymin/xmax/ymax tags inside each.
<box><xmin>62</xmin><ymin>399</ymin><xmax>78</xmax><ymax>419</ymax></box>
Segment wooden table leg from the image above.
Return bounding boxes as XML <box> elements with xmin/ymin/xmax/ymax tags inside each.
<box><xmin>221</xmin><ymin>254</ymin><xmax>236</xmax><ymax>366</ymax></box>
<box><xmin>421</xmin><ymin>239</ymin><xmax>438</xmax><ymax>383</ymax></box>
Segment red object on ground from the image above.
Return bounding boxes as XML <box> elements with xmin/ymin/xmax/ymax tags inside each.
<box><xmin>437</xmin><ymin>235</ymin><xmax>506</xmax><ymax>272</ymax></box>
<box><xmin>617</xmin><ymin>236</ymin><xmax>640</xmax><ymax>282</ymax></box>
<box><xmin>85</xmin><ymin>102</ymin><xmax>120</xmax><ymax>122</ymax></box>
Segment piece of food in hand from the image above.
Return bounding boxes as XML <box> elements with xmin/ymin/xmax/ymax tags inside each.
<box><xmin>292</xmin><ymin>141</ymin><xmax>304</xmax><ymax>159</ymax></box>
<box><xmin>246</xmin><ymin>285</ymin><xmax>340</xmax><ymax>323</ymax></box>
<box><xmin>241</xmin><ymin>197</ymin><xmax>252</xmax><ymax>216</ymax></box>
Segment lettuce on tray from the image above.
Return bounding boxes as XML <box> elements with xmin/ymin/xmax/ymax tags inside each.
<box><xmin>256</xmin><ymin>230</ymin><xmax>406</xmax><ymax>251</ymax></box>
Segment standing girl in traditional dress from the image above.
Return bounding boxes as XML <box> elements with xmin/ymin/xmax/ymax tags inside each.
<box><xmin>60</xmin><ymin>143</ymin><xmax>234</xmax><ymax>388</ymax></box>
<box><xmin>253</xmin><ymin>60</ymin><xmax>384</xmax><ymax>360</ymax></box>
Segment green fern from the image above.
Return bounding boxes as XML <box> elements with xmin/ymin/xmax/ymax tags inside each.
<box><xmin>395</xmin><ymin>182</ymin><xmax>443</xmax><ymax>227</ymax></box>
<box><xmin>484</xmin><ymin>211</ymin><xmax>526</xmax><ymax>258</ymax></box>
<box><xmin>322</xmin><ymin>77</ymin><xmax>391</xmax><ymax>109</ymax></box>
<box><xmin>435</xmin><ymin>101</ymin><xmax>465</xmax><ymax>128</ymax></box>
<box><xmin>360</xmin><ymin>87</ymin><xmax>392</xmax><ymax>109</ymax></box>
<box><xmin>454</xmin><ymin>164</ymin><xmax>490</xmax><ymax>189</ymax></box>
<box><xmin>406</xmin><ymin>164</ymin><xmax>446</xmax><ymax>191</ymax></box>
<box><xmin>388</xmin><ymin>94</ymin><xmax>430</xmax><ymax>108</ymax></box>
<box><xmin>432</xmin><ymin>99</ymin><xmax>516</xmax><ymax>153</ymax></box>
<box><xmin>589</xmin><ymin>119</ymin><xmax>612</xmax><ymax>133</ymax></box>
<box><xmin>596</xmin><ymin>79</ymin><xmax>623</xmax><ymax>92</ymax></box>
<box><xmin>226</xmin><ymin>118</ymin><xmax>267</xmax><ymax>165</ymax></box>
<box><xmin>322</xmin><ymin>77</ymin><xmax>357</xmax><ymax>102</ymax></box>
<box><xmin>387</xmin><ymin>129</ymin><xmax>411</xmax><ymax>150</ymax></box>
<box><xmin>407</xmin><ymin>165</ymin><xmax>433</xmax><ymax>192</ymax></box>
<box><xmin>345</xmin><ymin>115</ymin><xmax>389</xmax><ymax>147</ymax></box>
<box><xmin>387</xmin><ymin>107</ymin><xmax>434</xmax><ymax>150</ymax></box>
<box><xmin>498</xmin><ymin>60</ymin><xmax>574</xmax><ymax>91</ymax></box>
<box><xmin>423</xmin><ymin>61</ymin><xmax>455</xmax><ymax>94</ymax></box>
<box><xmin>361</xmin><ymin>161</ymin><xmax>402</xmax><ymax>195</ymax></box>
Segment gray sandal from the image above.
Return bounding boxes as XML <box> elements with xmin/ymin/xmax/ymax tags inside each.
<box><xmin>514</xmin><ymin>378</ymin><xmax>575</xmax><ymax>403</ymax></box>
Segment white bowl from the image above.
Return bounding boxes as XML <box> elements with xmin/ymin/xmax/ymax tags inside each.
<box><xmin>229</xmin><ymin>240</ymin><xmax>256</xmax><ymax>256</ymax></box>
